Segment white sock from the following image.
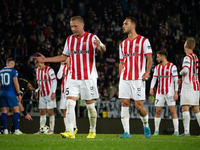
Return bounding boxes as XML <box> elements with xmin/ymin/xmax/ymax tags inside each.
<box><xmin>86</xmin><ymin>103</ymin><xmax>97</xmax><ymax>133</ymax></box>
<box><xmin>121</xmin><ymin>107</ymin><xmax>130</xmax><ymax>134</ymax></box>
<box><xmin>182</xmin><ymin>111</ymin><xmax>190</xmax><ymax>134</ymax></box>
<box><xmin>64</xmin><ymin>117</ymin><xmax>68</xmax><ymax>131</ymax></box>
<box><xmin>173</xmin><ymin>118</ymin><xmax>179</xmax><ymax>133</ymax></box>
<box><xmin>195</xmin><ymin>112</ymin><xmax>200</xmax><ymax>127</ymax></box>
<box><xmin>40</xmin><ymin>115</ymin><xmax>46</xmax><ymax>127</ymax></box>
<box><xmin>49</xmin><ymin>115</ymin><xmax>55</xmax><ymax>131</ymax></box>
<box><xmin>66</xmin><ymin>99</ymin><xmax>76</xmax><ymax>133</ymax></box>
<box><xmin>154</xmin><ymin>117</ymin><xmax>161</xmax><ymax>132</ymax></box>
<box><xmin>140</xmin><ymin>114</ymin><xmax>149</xmax><ymax>128</ymax></box>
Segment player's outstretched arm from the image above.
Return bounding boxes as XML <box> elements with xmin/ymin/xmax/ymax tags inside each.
<box><xmin>34</xmin><ymin>53</ymin><xmax>67</xmax><ymax>63</ymax></box>
<box><xmin>27</xmin><ymin>82</ymin><xmax>36</xmax><ymax>91</ymax></box>
<box><xmin>18</xmin><ymin>101</ymin><xmax>33</xmax><ymax>120</ymax></box>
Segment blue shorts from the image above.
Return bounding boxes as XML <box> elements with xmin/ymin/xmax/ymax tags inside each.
<box><xmin>0</xmin><ymin>96</ymin><xmax>19</xmax><ymax>108</ymax></box>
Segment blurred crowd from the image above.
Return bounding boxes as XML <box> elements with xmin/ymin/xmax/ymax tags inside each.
<box><xmin>0</xmin><ymin>0</ymin><xmax>200</xmax><ymax>107</ymax></box>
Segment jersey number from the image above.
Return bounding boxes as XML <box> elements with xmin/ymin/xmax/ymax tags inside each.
<box><xmin>66</xmin><ymin>88</ymin><xmax>69</xmax><ymax>95</ymax></box>
<box><xmin>0</xmin><ymin>73</ymin><xmax>10</xmax><ymax>85</ymax></box>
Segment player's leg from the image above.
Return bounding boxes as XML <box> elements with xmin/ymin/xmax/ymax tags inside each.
<box><xmin>154</xmin><ymin>106</ymin><xmax>162</xmax><ymax>135</ymax></box>
<box><xmin>10</xmin><ymin>101</ymin><xmax>24</xmax><ymax>134</ymax></box>
<box><xmin>85</xmin><ymin>99</ymin><xmax>97</xmax><ymax>138</ymax></box>
<box><xmin>181</xmin><ymin>105</ymin><xmax>190</xmax><ymax>136</ymax></box>
<box><xmin>121</xmin><ymin>99</ymin><xmax>131</xmax><ymax>134</ymax></box>
<box><xmin>81</xmin><ymin>78</ymin><xmax>98</xmax><ymax>138</ymax></box>
<box><xmin>47</xmin><ymin>108</ymin><xmax>55</xmax><ymax>134</ymax></box>
<box><xmin>154</xmin><ymin>94</ymin><xmax>165</xmax><ymax>135</ymax></box>
<box><xmin>191</xmin><ymin>105</ymin><xmax>200</xmax><ymax>128</ymax></box>
<box><xmin>1</xmin><ymin>107</ymin><xmax>8</xmax><ymax>134</ymax></box>
<box><xmin>40</xmin><ymin>109</ymin><xmax>47</xmax><ymax>127</ymax></box>
<box><xmin>60</xmin><ymin>79</ymin><xmax>79</xmax><ymax>138</ymax></box>
<box><xmin>12</xmin><ymin>105</ymin><xmax>21</xmax><ymax>134</ymax></box>
<box><xmin>169</xmin><ymin>105</ymin><xmax>179</xmax><ymax>136</ymax></box>
<box><xmin>60</xmin><ymin>96</ymin><xmax>76</xmax><ymax>138</ymax></box>
<box><xmin>118</xmin><ymin>79</ymin><xmax>132</xmax><ymax>138</ymax></box>
<box><xmin>135</xmin><ymin>100</ymin><xmax>151</xmax><ymax>138</ymax></box>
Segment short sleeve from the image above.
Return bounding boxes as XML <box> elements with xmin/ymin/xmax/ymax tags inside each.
<box><xmin>48</xmin><ymin>68</ymin><xmax>56</xmax><ymax>80</ymax></box>
<box><xmin>182</xmin><ymin>56</ymin><xmax>190</xmax><ymax>69</ymax></box>
<box><xmin>62</xmin><ymin>36</ymin><xmax>70</xmax><ymax>57</ymax></box>
<box><xmin>92</xmin><ymin>35</ymin><xmax>101</xmax><ymax>48</ymax></box>
<box><xmin>172</xmin><ymin>65</ymin><xmax>178</xmax><ymax>77</ymax></box>
<box><xmin>13</xmin><ymin>69</ymin><xmax>18</xmax><ymax>78</ymax></box>
<box><xmin>143</xmin><ymin>39</ymin><xmax>153</xmax><ymax>56</ymax></box>
<box><xmin>119</xmin><ymin>45</ymin><xmax>123</xmax><ymax>61</ymax></box>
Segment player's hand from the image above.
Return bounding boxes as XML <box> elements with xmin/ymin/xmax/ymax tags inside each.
<box><xmin>35</xmin><ymin>92</ymin><xmax>38</xmax><ymax>99</ymax></box>
<box><xmin>33</xmin><ymin>53</ymin><xmax>46</xmax><ymax>62</ymax></box>
<box><xmin>25</xmin><ymin>114</ymin><xmax>33</xmax><ymax>121</ymax></box>
<box><xmin>149</xmin><ymin>88</ymin><xmax>154</xmax><ymax>95</ymax></box>
<box><xmin>51</xmin><ymin>93</ymin><xmax>56</xmax><ymax>100</ymax></box>
<box><xmin>93</xmin><ymin>37</ymin><xmax>100</xmax><ymax>47</ymax></box>
<box><xmin>174</xmin><ymin>92</ymin><xmax>178</xmax><ymax>101</ymax></box>
<box><xmin>177</xmin><ymin>78</ymin><xmax>182</xmax><ymax>85</ymax></box>
<box><xmin>142</xmin><ymin>72</ymin><xmax>149</xmax><ymax>81</ymax></box>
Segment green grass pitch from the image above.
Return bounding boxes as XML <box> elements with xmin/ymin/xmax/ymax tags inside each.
<box><xmin>0</xmin><ymin>134</ymin><xmax>199</xmax><ymax>150</ymax></box>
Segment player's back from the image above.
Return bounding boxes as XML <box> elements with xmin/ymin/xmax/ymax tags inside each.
<box><xmin>0</xmin><ymin>67</ymin><xmax>18</xmax><ymax>96</ymax></box>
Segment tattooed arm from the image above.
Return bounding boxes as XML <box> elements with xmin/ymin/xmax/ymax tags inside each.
<box><xmin>142</xmin><ymin>54</ymin><xmax>153</xmax><ymax>81</ymax></box>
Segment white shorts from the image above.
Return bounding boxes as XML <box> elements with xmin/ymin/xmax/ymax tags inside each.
<box><xmin>60</xmin><ymin>92</ymin><xmax>67</xmax><ymax>109</ymax></box>
<box><xmin>66</xmin><ymin>78</ymin><xmax>99</xmax><ymax>100</ymax></box>
<box><xmin>155</xmin><ymin>94</ymin><xmax>175</xmax><ymax>107</ymax></box>
<box><xmin>180</xmin><ymin>88</ymin><xmax>199</xmax><ymax>106</ymax></box>
<box><xmin>119</xmin><ymin>79</ymin><xmax>145</xmax><ymax>100</ymax></box>
<box><xmin>39</xmin><ymin>93</ymin><xmax>56</xmax><ymax>109</ymax></box>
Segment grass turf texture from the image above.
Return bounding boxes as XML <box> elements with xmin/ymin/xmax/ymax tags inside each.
<box><xmin>0</xmin><ymin>134</ymin><xmax>199</xmax><ymax>150</ymax></box>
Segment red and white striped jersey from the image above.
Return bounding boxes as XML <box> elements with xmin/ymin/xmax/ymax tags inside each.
<box><xmin>62</xmin><ymin>32</ymin><xmax>99</xmax><ymax>80</ymax></box>
<box><xmin>182</xmin><ymin>53</ymin><xmax>199</xmax><ymax>91</ymax></box>
<box><xmin>119</xmin><ymin>35</ymin><xmax>152</xmax><ymax>80</ymax></box>
<box><xmin>36</xmin><ymin>65</ymin><xmax>57</xmax><ymax>97</ymax></box>
<box><xmin>153</xmin><ymin>62</ymin><xmax>178</xmax><ymax>94</ymax></box>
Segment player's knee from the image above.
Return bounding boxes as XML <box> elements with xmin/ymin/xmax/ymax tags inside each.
<box><xmin>121</xmin><ymin>101</ymin><xmax>130</xmax><ymax>107</ymax></box>
<box><xmin>156</xmin><ymin>109</ymin><xmax>161</xmax><ymax>115</ymax></box>
<box><xmin>135</xmin><ymin>105</ymin><xmax>142</xmax><ymax>113</ymax></box>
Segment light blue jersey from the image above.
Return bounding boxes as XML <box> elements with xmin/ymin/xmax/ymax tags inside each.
<box><xmin>0</xmin><ymin>67</ymin><xmax>18</xmax><ymax>97</ymax></box>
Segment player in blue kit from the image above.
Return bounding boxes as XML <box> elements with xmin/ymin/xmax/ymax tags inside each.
<box><xmin>0</xmin><ymin>58</ymin><xmax>22</xmax><ymax>135</ymax></box>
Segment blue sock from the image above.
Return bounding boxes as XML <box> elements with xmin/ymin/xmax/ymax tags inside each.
<box><xmin>13</xmin><ymin>113</ymin><xmax>20</xmax><ymax>130</ymax></box>
<box><xmin>1</xmin><ymin>113</ymin><xmax>7</xmax><ymax>129</ymax></box>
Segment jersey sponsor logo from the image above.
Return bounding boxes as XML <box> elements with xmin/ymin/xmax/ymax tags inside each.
<box><xmin>50</xmin><ymin>73</ymin><xmax>55</xmax><ymax>77</ymax></box>
<box><xmin>148</xmin><ymin>46</ymin><xmax>151</xmax><ymax>49</ymax></box>
<box><xmin>123</xmin><ymin>52</ymin><xmax>141</xmax><ymax>58</ymax></box>
<box><xmin>70</xmin><ymin>50</ymin><xmax>89</xmax><ymax>55</ymax></box>
<box><xmin>158</xmin><ymin>75</ymin><xmax>170</xmax><ymax>78</ymax></box>
<box><xmin>173</xmin><ymin>70</ymin><xmax>177</xmax><ymax>73</ymax></box>
<box><xmin>137</xmin><ymin>88</ymin><xmax>141</xmax><ymax>91</ymax></box>
<box><xmin>38</xmin><ymin>79</ymin><xmax>50</xmax><ymax>82</ymax></box>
